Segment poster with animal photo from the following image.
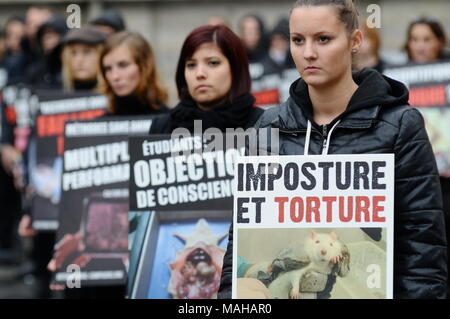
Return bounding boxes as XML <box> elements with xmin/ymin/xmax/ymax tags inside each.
<box><xmin>232</xmin><ymin>154</ymin><xmax>394</xmax><ymax>299</ymax></box>
<box><xmin>384</xmin><ymin>61</ymin><xmax>450</xmax><ymax>108</ymax></box>
<box><xmin>414</xmin><ymin>107</ymin><xmax>450</xmax><ymax>174</ymax></box>
<box><xmin>128</xmin><ymin>133</ymin><xmax>248</xmax><ymax>299</ymax></box>
<box><xmin>30</xmin><ymin>90</ymin><xmax>107</xmax><ymax>231</ymax></box>
<box><xmin>52</xmin><ymin>116</ymin><xmax>153</xmax><ymax>287</ymax></box>
<box><xmin>128</xmin><ymin>210</ymin><xmax>230</xmax><ymax>299</ymax></box>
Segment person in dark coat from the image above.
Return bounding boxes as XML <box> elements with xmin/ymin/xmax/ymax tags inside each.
<box><xmin>238</xmin><ymin>14</ymin><xmax>270</xmax><ymax>64</ymax></box>
<box><xmin>149</xmin><ymin>24</ymin><xmax>263</xmax><ymax>134</ymax></box>
<box><xmin>219</xmin><ymin>0</ymin><xmax>447</xmax><ymax>299</ymax></box>
<box><xmin>403</xmin><ymin>16</ymin><xmax>450</xmax><ymax>297</ymax></box>
<box><xmin>99</xmin><ymin>31</ymin><xmax>169</xmax><ymax>116</ymax></box>
<box><xmin>2</xmin><ymin>16</ymin><xmax>27</xmax><ymax>85</ymax></box>
<box><xmin>90</xmin><ymin>9</ymin><xmax>126</xmax><ymax>36</ymax></box>
<box><xmin>25</xmin><ymin>15</ymin><xmax>68</xmax><ymax>90</ymax></box>
<box><xmin>13</xmin><ymin>6</ymin><xmax>53</xmax><ymax>85</ymax></box>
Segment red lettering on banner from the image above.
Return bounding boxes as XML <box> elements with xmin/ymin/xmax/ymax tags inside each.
<box><xmin>306</xmin><ymin>197</ymin><xmax>321</xmax><ymax>222</ymax></box>
<box><xmin>253</xmin><ymin>89</ymin><xmax>280</xmax><ymax>106</ymax></box>
<box><xmin>373</xmin><ymin>196</ymin><xmax>386</xmax><ymax>222</ymax></box>
<box><xmin>36</xmin><ymin>109</ymin><xmax>105</xmax><ymax>154</ymax></box>
<box><xmin>290</xmin><ymin>197</ymin><xmax>304</xmax><ymax>222</ymax></box>
<box><xmin>5</xmin><ymin>106</ymin><xmax>16</xmax><ymax>124</ymax></box>
<box><xmin>323</xmin><ymin>196</ymin><xmax>337</xmax><ymax>222</ymax></box>
<box><xmin>355</xmin><ymin>196</ymin><xmax>371</xmax><ymax>222</ymax></box>
<box><xmin>275</xmin><ymin>197</ymin><xmax>289</xmax><ymax>223</ymax></box>
<box><xmin>274</xmin><ymin>196</ymin><xmax>387</xmax><ymax>223</ymax></box>
<box><xmin>339</xmin><ymin>196</ymin><xmax>353</xmax><ymax>222</ymax></box>
<box><xmin>409</xmin><ymin>85</ymin><xmax>446</xmax><ymax>107</ymax></box>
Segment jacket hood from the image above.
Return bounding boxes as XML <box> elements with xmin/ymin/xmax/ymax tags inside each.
<box><xmin>288</xmin><ymin>68</ymin><xmax>409</xmax><ymax>126</ymax></box>
<box><xmin>37</xmin><ymin>15</ymin><xmax>69</xmax><ymax>45</ymax></box>
<box><xmin>90</xmin><ymin>9</ymin><xmax>126</xmax><ymax>32</ymax></box>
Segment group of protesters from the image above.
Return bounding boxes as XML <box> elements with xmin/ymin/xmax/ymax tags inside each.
<box><xmin>0</xmin><ymin>0</ymin><xmax>450</xmax><ymax>299</ymax></box>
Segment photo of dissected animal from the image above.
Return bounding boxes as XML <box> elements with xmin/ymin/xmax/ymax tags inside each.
<box><xmin>168</xmin><ymin>218</ymin><xmax>228</xmax><ymax>299</ymax></box>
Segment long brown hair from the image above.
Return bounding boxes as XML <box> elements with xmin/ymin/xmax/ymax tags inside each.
<box><xmin>99</xmin><ymin>31</ymin><xmax>168</xmax><ymax>113</ymax></box>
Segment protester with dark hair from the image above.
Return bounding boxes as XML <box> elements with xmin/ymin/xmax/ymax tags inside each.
<box><xmin>61</xmin><ymin>25</ymin><xmax>106</xmax><ymax>92</ymax></box>
<box><xmin>25</xmin><ymin>15</ymin><xmax>68</xmax><ymax>89</ymax></box>
<box><xmin>100</xmin><ymin>31</ymin><xmax>168</xmax><ymax>116</ymax></box>
<box><xmin>238</xmin><ymin>14</ymin><xmax>269</xmax><ymax>63</ymax></box>
<box><xmin>266</xmin><ymin>17</ymin><xmax>295</xmax><ymax>71</ymax></box>
<box><xmin>90</xmin><ymin>9</ymin><xmax>126</xmax><ymax>36</ymax></box>
<box><xmin>220</xmin><ymin>0</ymin><xmax>447</xmax><ymax>299</ymax></box>
<box><xmin>149</xmin><ymin>24</ymin><xmax>263</xmax><ymax>134</ymax></box>
<box><xmin>404</xmin><ymin>16</ymin><xmax>447</xmax><ymax>63</ymax></box>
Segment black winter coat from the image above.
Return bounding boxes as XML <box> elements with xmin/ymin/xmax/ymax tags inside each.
<box><xmin>219</xmin><ymin>68</ymin><xmax>448</xmax><ymax>299</ymax></box>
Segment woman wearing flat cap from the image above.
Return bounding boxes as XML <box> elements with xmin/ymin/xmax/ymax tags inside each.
<box><xmin>61</xmin><ymin>25</ymin><xmax>106</xmax><ymax>92</ymax></box>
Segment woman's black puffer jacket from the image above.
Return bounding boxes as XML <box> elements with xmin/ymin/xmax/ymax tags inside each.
<box><xmin>219</xmin><ymin>68</ymin><xmax>448</xmax><ymax>299</ymax></box>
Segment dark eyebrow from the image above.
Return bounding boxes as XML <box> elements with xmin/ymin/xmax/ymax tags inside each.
<box><xmin>290</xmin><ymin>31</ymin><xmax>335</xmax><ymax>37</ymax></box>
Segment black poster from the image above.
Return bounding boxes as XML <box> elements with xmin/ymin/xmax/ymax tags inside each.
<box><xmin>53</xmin><ymin>116</ymin><xmax>153</xmax><ymax>287</ymax></box>
<box><xmin>385</xmin><ymin>61</ymin><xmax>450</xmax><ymax>173</ymax></box>
<box><xmin>128</xmin><ymin>134</ymin><xmax>247</xmax><ymax>299</ymax></box>
<box><xmin>129</xmin><ymin>134</ymin><xmax>247</xmax><ymax>211</ymax></box>
<box><xmin>31</xmin><ymin>91</ymin><xmax>107</xmax><ymax>231</ymax></box>
<box><xmin>384</xmin><ymin>61</ymin><xmax>450</xmax><ymax>108</ymax></box>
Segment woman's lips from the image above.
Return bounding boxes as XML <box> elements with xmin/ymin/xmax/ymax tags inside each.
<box><xmin>305</xmin><ymin>66</ymin><xmax>320</xmax><ymax>72</ymax></box>
<box><xmin>196</xmin><ymin>85</ymin><xmax>210</xmax><ymax>91</ymax></box>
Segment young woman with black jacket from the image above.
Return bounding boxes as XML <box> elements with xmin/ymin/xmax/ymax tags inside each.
<box><xmin>219</xmin><ymin>0</ymin><xmax>447</xmax><ymax>299</ymax></box>
<box><xmin>149</xmin><ymin>24</ymin><xmax>263</xmax><ymax>135</ymax></box>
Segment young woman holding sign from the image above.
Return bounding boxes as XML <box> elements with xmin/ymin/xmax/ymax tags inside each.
<box><xmin>220</xmin><ymin>0</ymin><xmax>447</xmax><ymax>299</ymax></box>
<box><xmin>149</xmin><ymin>24</ymin><xmax>263</xmax><ymax>134</ymax></box>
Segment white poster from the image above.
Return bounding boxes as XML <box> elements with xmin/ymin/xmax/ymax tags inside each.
<box><xmin>232</xmin><ymin>154</ymin><xmax>394</xmax><ymax>299</ymax></box>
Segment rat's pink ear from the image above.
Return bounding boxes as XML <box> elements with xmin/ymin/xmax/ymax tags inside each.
<box><xmin>330</xmin><ymin>231</ymin><xmax>338</xmax><ymax>242</ymax></box>
<box><xmin>309</xmin><ymin>230</ymin><xmax>316</xmax><ymax>239</ymax></box>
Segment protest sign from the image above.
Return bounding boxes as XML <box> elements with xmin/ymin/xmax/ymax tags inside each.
<box><xmin>30</xmin><ymin>91</ymin><xmax>107</xmax><ymax>230</ymax></box>
<box><xmin>128</xmin><ymin>134</ymin><xmax>248</xmax><ymax>299</ymax></box>
<box><xmin>249</xmin><ymin>61</ymin><xmax>298</xmax><ymax>108</ymax></box>
<box><xmin>232</xmin><ymin>154</ymin><xmax>394</xmax><ymax>299</ymax></box>
<box><xmin>385</xmin><ymin>62</ymin><xmax>450</xmax><ymax>173</ymax></box>
<box><xmin>52</xmin><ymin>116</ymin><xmax>152</xmax><ymax>287</ymax></box>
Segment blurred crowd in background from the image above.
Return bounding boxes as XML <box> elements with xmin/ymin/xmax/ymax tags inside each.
<box><xmin>0</xmin><ymin>2</ymin><xmax>449</xmax><ymax>299</ymax></box>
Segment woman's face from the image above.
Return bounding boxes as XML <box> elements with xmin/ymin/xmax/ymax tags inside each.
<box><xmin>184</xmin><ymin>42</ymin><xmax>232</xmax><ymax>109</ymax></box>
<box><xmin>241</xmin><ymin>17</ymin><xmax>261</xmax><ymax>50</ymax></box>
<box><xmin>289</xmin><ymin>6</ymin><xmax>361</xmax><ymax>89</ymax></box>
<box><xmin>6</xmin><ymin>21</ymin><xmax>25</xmax><ymax>53</ymax></box>
<box><xmin>68</xmin><ymin>43</ymin><xmax>100</xmax><ymax>81</ymax></box>
<box><xmin>408</xmin><ymin>23</ymin><xmax>443</xmax><ymax>63</ymax></box>
<box><xmin>103</xmin><ymin>44</ymin><xmax>141</xmax><ymax>96</ymax></box>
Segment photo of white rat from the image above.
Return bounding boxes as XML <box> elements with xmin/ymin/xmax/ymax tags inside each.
<box><xmin>267</xmin><ymin>230</ymin><xmax>350</xmax><ymax>299</ymax></box>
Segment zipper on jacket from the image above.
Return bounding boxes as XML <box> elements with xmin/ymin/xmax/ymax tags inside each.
<box><xmin>322</xmin><ymin>124</ymin><xmax>328</xmax><ymax>150</ymax></box>
<box><xmin>278</xmin><ymin>128</ymin><xmax>323</xmax><ymax>138</ymax></box>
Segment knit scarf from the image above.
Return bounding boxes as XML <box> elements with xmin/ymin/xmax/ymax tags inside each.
<box><xmin>169</xmin><ymin>93</ymin><xmax>256</xmax><ymax>132</ymax></box>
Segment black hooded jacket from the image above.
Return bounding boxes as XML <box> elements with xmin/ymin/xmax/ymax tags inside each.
<box><xmin>219</xmin><ymin>68</ymin><xmax>447</xmax><ymax>299</ymax></box>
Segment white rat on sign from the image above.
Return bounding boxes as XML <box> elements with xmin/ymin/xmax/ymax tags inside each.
<box><xmin>268</xmin><ymin>230</ymin><xmax>350</xmax><ymax>299</ymax></box>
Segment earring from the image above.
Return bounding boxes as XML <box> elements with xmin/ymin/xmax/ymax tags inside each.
<box><xmin>352</xmin><ymin>49</ymin><xmax>358</xmax><ymax>54</ymax></box>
